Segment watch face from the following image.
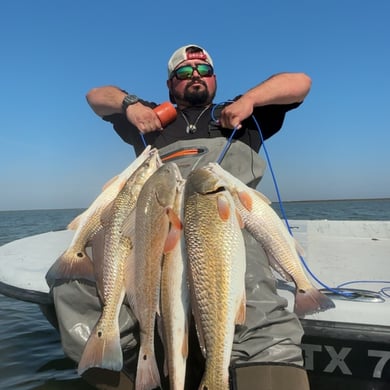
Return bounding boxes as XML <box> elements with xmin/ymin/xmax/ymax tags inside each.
<box><xmin>122</xmin><ymin>94</ymin><xmax>139</xmax><ymax>112</ymax></box>
<box><xmin>125</xmin><ymin>95</ymin><xmax>138</xmax><ymax>104</ymax></box>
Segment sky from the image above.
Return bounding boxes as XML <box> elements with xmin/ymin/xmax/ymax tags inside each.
<box><xmin>1</xmin><ymin>1</ymin><xmax>389</xmax><ymax>211</ymax></box>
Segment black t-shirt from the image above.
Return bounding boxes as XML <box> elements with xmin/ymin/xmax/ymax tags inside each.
<box><xmin>103</xmin><ymin>99</ymin><xmax>301</xmax><ymax>156</ymax></box>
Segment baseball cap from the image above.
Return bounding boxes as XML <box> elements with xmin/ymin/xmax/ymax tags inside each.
<box><xmin>167</xmin><ymin>44</ymin><xmax>214</xmax><ymax>78</ymax></box>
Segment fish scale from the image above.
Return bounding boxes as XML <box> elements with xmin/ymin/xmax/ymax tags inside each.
<box><xmin>184</xmin><ymin>167</ymin><xmax>246</xmax><ymax>390</ymax></box>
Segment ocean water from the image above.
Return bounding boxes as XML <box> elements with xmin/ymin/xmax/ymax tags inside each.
<box><xmin>0</xmin><ymin>199</ymin><xmax>389</xmax><ymax>389</ymax></box>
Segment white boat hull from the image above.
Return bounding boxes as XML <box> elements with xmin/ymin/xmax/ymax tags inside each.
<box><xmin>1</xmin><ymin>219</ymin><xmax>390</xmax><ymax>389</ymax></box>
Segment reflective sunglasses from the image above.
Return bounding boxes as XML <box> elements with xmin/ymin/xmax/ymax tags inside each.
<box><xmin>171</xmin><ymin>63</ymin><xmax>214</xmax><ymax>80</ymax></box>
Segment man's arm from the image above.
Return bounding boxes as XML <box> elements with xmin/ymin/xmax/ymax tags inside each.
<box><xmin>86</xmin><ymin>85</ymin><xmax>127</xmax><ymax>117</ymax></box>
<box><xmin>219</xmin><ymin>72</ymin><xmax>311</xmax><ymax>129</ymax></box>
<box><xmin>86</xmin><ymin>86</ymin><xmax>162</xmax><ymax>133</ymax></box>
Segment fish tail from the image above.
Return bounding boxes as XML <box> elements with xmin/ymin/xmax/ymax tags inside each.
<box><xmin>45</xmin><ymin>249</ymin><xmax>95</xmax><ymax>285</ymax></box>
<box><xmin>77</xmin><ymin>322</ymin><xmax>123</xmax><ymax>376</ymax></box>
<box><xmin>294</xmin><ymin>287</ymin><xmax>335</xmax><ymax>317</ymax></box>
<box><xmin>136</xmin><ymin>345</ymin><xmax>161</xmax><ymax>390</ymax></box>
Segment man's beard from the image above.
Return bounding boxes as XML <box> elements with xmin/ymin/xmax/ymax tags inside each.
<box><xmin>183</xmin><ymin>87</ymin><xmax>209</xmax><ymax>106</ymax></box>
<box><xmin>179</xmin><ymin>78</ymin><xmax>213</xmax><ymax>106</ymax></box>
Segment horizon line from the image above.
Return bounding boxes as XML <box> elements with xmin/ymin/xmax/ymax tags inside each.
<box><xmin>1</xmin><ymin>197</ymin><xmax>390</xmax><ymax>212</ymax></box>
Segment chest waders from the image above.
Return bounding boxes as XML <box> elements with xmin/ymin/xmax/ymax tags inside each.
<box><xmin>157</xmin><ymin>138</ymin><xmax>266</xmax><ymax>185</ymax></box>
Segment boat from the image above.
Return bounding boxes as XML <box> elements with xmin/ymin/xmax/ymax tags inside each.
<box><xmin>1</xmin><ymin>219</ymin><xmax>389</xmax><ymax>389</ymax></box>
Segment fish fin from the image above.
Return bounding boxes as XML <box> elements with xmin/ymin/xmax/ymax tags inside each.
<box><xmin>67</xmin><ymin>212</ymin><xmax>85</xmax><ymax>230</ymax></box>
<box><xmin>167</xmin><ymin>207</ymin><xmax>183</xmax><ymax>230</ymax></box>
<box><xmin>46</xmin><ymin>249</ymin><xmax>95</xmax><ymax>286</ymax></box>
<box><xmin>294</xmin><ymin>238</ymin><xmax>306</xmax><ymax>257</ymax></box>
<box><xmin>100</xmin><ymin>200</ymin><xmax>116</xmax><ymax>227</ymax></box>
<box><xmin>136</xmin><ymin>345</ymin><xmax>161</xmax><ymax>390</ymax></box>
<box><xmin>235</xmin><ymin>208</ymin><xmax>245</xmax><ymax>229</ymax></box>
<box><xmin>237</xmin><ymin>190</ymin><xmax>253</xmax><ymax>212</ymax></box>
<box><xmin>294</xmin><ymin>287</ymin><xmax>336</xmax><ymax>318</ymax></box>
<box><xmin>217</xmin><ymin>194</ymin><xmax>231</xmax><ymax>221</ymax></box>
<box><xmin>190</xmin><ymin>303</ymin><xmax>207</xmax><ymax>358</ymax></box>
<box><xmin>252</xmin><ymin>189</ymin><xmax>272</xmax><ymax>205</ymax></box>
<box><xmin>164</xmin><ymin>208</ymin><xmax>183</xmax><ymax>253</ymax></box>
<box><xmin>102</xmin><ymin>175</ymin><xmax>119</xmax><ymax>191</ymax></box>
<box><xmin>78</xmin><ymin>321</ymin><xmax>123</xmax><ymax>376</ymax></box>
<box><xmin>155</xmin><ymin>314</ymin><xmax>169</xmax><ymax>378</ymax></box>
<box><xmin>124</xmin><ymin>248</ymin><xmax>137</xmax><ymax>317</ymax></box>
<box><xmin>121</xmin><ymin>209</ymin><xmax>136</xmax><ymax>238</ymax></box>
<box><xmin>188</xmin><ymin>266</ymin><xmax>207</xmax><ymax>358</ymax></box>
<box><xmin>90</xmin><ymin>229</ymin><xmax>106</xmax><ymax>299</ymax></box>
<box><xmin>235</xmin><ymin>290</ymin><xmax>247</xmax><ymax>325</ymax></box>
<box><xmin>182</xmin><ymin>317</ymin><xmax>189</xmax><ymax>359</ymax></box>
<box><xmin>265</xmin><ymin>251</ymin><xmax>293</xmax><ymax>282</ymax></box>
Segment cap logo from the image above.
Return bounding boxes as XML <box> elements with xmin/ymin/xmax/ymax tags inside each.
<box><xmin>187</xmin><ymin>52</ymin><xmax>207</xmax><ymax>61</ymax></box>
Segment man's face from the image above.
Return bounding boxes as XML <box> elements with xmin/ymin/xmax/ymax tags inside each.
<box><xmin>167</xmin><ymin>60</ymin><xmax>217</xmax><ymax>107</ymax></box>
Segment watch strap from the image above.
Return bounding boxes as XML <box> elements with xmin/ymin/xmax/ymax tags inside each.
<box><xmin>122</xmin><ymin>94</ymin><xmax>139</xmax><ymax>113</ymax></box>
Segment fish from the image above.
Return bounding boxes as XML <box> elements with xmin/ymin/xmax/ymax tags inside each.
<box><xmin>160</xmin><ymin>179</ymin><xmax>189</xmax><ymax>390</ymax></box>
<box><xmin>205</xmin><ymin>162</ymin><xmax>335</xmax><ymax>317</ymax></box>
<box><xmin>77</xmin><ymin>149</ymin><xmax>161</xmax><ymax>376</ymax></box>
<box><xmin>129</xmin><ymin>162</ymin><xmax>183</xmax><ymax>390</ymax></box>
<box><xmin>183</xmin><ymin>167</ymin><xmax>246</xmax><ymax>390</ymax></box>
<box><xmin>45</xmin><ymin>145</ymin><xmax>157</xmax><ymax>286</ymax></box>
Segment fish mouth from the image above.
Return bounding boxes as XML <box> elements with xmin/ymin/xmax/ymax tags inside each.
<box><xmin>202</xmin><ymin>185</ymin><xmax>226</xmax><ymax>195</ymax></box>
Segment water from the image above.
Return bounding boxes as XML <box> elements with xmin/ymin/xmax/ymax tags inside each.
<box><xmin>0</xmin><ymin>209</ymin><xmax>94</xmax><ymax>390</ymax></box>
<box><xmin>0</xmin><ymin>200</ymin><xmax>389</xmax><ymax>389</ymax></box>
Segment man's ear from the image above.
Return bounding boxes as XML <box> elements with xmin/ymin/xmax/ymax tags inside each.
<box><xmin>167</xmin><ymin>79</ymin><xmax>176</xmax><ymax>104</ymax></box>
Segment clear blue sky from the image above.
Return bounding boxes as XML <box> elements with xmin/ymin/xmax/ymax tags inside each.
<box><xmin>1</xmin><ymin>1</ymin><xmax>389</xmax><ymax>211</ymax></box>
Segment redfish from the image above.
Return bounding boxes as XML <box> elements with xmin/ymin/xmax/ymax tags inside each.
<box><xmin>45</xmin><ymin>146</ymin><xmax>157</xmax><ymax>286</ymax></box>
<box><xmin>129</xmin><ymin>162</ymin><xmax>183</xmax><ymax>390</ymax></box>
<box><xmin>184</xmin><ymin>167</ymin><xmax>246</xmax><ymax>390</ymax></box>
<box><xmin>206</xmin><ymin>162</ymin><xmax>335</xmax><ymax>317</ymax></box>
<box><xmin>160</xmin><ymin>179</ymin><xmax>189</xmax><ymax>390</ymax></box>
<box><xmin>77</xmin><ymin>149</ymin><xmax>161</xmax><ymax>376</ymax></box>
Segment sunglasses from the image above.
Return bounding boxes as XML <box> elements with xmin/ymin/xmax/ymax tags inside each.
<box><xmin>171</xmin><ymin>63</ymin><xmax>214</xmax><ymax>80</ymax></box>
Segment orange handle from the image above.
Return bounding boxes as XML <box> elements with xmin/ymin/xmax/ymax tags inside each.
<box><xmin>153</xmin><ymin>102</ymin><xmax>177</xmax><ymax>127</ymax></box>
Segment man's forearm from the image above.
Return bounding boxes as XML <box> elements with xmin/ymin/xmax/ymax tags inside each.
<box><xmin>241</xmin><ymin>72</ymin><xmax>312</xmax><ymax>107</ymax></box>
<box><xmin>86</xmin><ymin>86</ymin><xmax>127</xmax><ymax>117</ymax></box>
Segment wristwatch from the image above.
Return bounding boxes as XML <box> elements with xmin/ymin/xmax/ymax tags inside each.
<box><xmin>122</xmin><ymin>94</ymin><xmax>139</xmax><ymax>113</ymax></box>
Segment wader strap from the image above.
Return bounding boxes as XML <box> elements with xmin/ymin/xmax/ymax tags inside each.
<box><xmin>160</xmin><ymin>147</ymin><xmax>207</xmax><ymax>162</ymax></box>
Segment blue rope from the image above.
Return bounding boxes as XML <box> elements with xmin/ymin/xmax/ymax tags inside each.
<box><xmin>138</xmin><ymin>102</ymin><xmax>389</xmax><ymax>300</ymax></box>
<box><xmin>251</xmin><ymin>115</ymin><xmax>359</xmax><ymax>298</ymax></box>
<box><xmin>337</xmin><ymin>280</ymin><xmax>390</xmax><ymax>298</ymax></box>
<box><xmin>140</xmin><ymin>132</ymin><xmax>148</xmax><ymax>148</ymax></box>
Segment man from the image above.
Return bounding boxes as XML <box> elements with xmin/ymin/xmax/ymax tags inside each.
<box><xmin>53</xmin><ymin>45</ymin><xmax>312</xmax><ymax>389</ymax></box>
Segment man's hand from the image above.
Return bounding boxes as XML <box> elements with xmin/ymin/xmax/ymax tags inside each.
<box><xmin>125</xmin><ymin>103</ymin><xmax>163</xmax><ymax>133</ymax></box>
<box><xmin>219</xmin><ymin>98</ymin><xmax>254</xmax><ymax>130</ymax></box>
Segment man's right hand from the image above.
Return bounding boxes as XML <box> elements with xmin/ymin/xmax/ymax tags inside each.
<box><xmin>125</xmin><ymin>103</ymin><xmax>163</xmax><ymax>133</ymax></box>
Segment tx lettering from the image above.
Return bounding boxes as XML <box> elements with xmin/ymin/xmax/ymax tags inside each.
<box><xmin>302</xmin><ymin>344</ymin><xmax>390</xmax><ymax>379</ymax></box>
<box><xmin>368</xmin><ymin>350</ymin><xmax>390</xmax><ymax>379</ymax></box>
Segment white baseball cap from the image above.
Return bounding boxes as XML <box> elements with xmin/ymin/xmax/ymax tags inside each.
<box><xmin>167</xmin><ymin>44</ymin><xmax>214</xmax><ymax>78</ymax></box>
